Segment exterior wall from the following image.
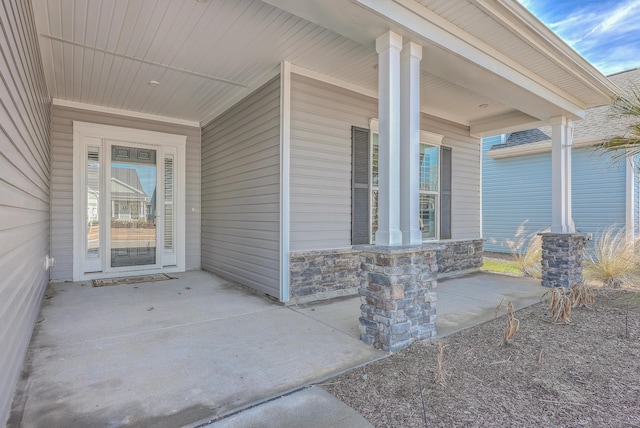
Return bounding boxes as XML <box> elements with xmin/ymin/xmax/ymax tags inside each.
<box><xmin>49</xmin><ymin>105</ymin><xmax>201</xmax><ymax>280</ymax></box>
<box><xmin>289</xmin><ymin>74</ymin><xmax>377</xmax><ymax>251</ymax></box>
<box><xmin>287</xmin><ymin>74</ymin><xmax>483</xmax><ymax>302</ymax></box>
<box><xmin>289</xmin><ymin>238</ymin><xmax>482</xmax><ymax>304</ymax></box>
<box><xmin>201</xmin><ymin>77</ymin><xmax>281</xmax><ymax>298</ymax></box>
<box><xmin>482</xmin><ymin>136</ymin><xmax>627</xmax><ymax>253</ymax></box>
<box><xmin>436</xmin><ymin>239</ymin><xmax>484</xmax><ymax>276</ymax></box>
<box><xmin>422</xmin><ymin>113</ymin><xmax>482</xmax><ymax>240</ymax></box>
<box><xmin>289</xmin><ymin>248</ymin><xmax>361</xmax><ymax>303</ymax></box>
<box><xmin>0</xmin><ymin>1</ymin><xmax>51</xmax><ymax>423</ymax></box>
<box><xmin>289</xmin><ymin>73</ymin><xmax>482</xmax><ymax>251</ymax></box>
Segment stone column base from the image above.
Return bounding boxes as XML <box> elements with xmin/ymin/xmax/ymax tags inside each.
<box><xmin>358</xmin><ymin>246</ymin><xmax>438</xmax><ymax>351</ymax></box>
<box><xmin>540</xmin><ymin>233</ymin><xmax>585</xmax><ymax>288</ymax></box>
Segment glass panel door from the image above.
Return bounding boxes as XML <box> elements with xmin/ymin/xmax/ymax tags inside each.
<box><xmin>110</xmin><ymin>145</ymin><xmax>158</xmax><ymax>268</ymax></box>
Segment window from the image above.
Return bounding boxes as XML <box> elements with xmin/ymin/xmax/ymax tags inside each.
<box><xmin>351</xmin><ymin>125</ymin><xmax>451</xmax><ymax>244</ymax></box>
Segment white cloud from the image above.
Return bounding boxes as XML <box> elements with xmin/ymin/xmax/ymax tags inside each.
<box><xmin>537</xmin><ymin>0</ymin><xmax>640</xmax><ymax>74</ymax></box>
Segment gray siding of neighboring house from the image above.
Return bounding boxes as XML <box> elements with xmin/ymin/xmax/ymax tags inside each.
<box><xmin>289</xmin><ymin>74</ymin><xmax>482</xmax><ymax>252</ymax></box>
<box><xmin>201</xmin><ymin>77</ymin><xmax>281</xmax><ymax>298</ymax></box>
<box><xmin>49</xmin><ymin>105</ymin><xmax>201</xmax><ymax>280</ymax></box>
<box><xmin>0</xmin><ymin>1</ymin><xmax>51</xmax><ymax>423</ymax></box>
<box><xmin>482</xmin><ymin>136</ymin><xmax>627</xmax><ymax>252</ymax></box>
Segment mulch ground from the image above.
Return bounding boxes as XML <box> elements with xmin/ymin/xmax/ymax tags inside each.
<box><xmin>323</xmin><ymin>289</ymin><xmax>640</xmax><ymax>427</ymax></box>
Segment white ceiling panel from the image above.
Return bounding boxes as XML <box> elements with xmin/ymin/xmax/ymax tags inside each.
<box><xmin>31</xmin><ymin>0</ymin><xmax>613</xmax><ymax>131</ymax></box>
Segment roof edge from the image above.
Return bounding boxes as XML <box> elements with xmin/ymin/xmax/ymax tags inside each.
<box><xmin>474</xmin><ymin>0</ymin><xmax>623</xmax><ymax>104</ymax></box>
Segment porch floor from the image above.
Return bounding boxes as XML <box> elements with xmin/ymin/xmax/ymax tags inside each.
<box><xmin>9</xmin><ymin>270</ymin><xmax>544</xmax><ymax>427</ymax></box>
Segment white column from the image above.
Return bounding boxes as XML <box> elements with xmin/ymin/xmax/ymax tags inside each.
<box><xmin>375</xmin><ymin>31</ymin><xmax>403</xmax><ymax>246</ymax></box>
<box><xmin>550</xmin><ymin>116</ymin><xmax>575</xmax><ymax>233</ymax></box>
<box><xmin>400</xmin><ymin>42</ymin><xmax>423</xmax><ymax>245</ymax></box>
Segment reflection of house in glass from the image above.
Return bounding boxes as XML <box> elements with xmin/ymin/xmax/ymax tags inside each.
<box><xmin>87</xmin><ymin>166</ymin><xmax>152</xmax><ymax>222</ymax></box>
<box><xmin>111</xmin><ymin>167</ymin><xmax>151</xmax><ymax>221</ymax></box>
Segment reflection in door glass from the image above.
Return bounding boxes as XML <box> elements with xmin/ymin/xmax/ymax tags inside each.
<box><xmin>87</xmin><ymin>147</ymin><xmax>100</xmax><ymax>259</ymax></box>
<box><xmin>110</xmin><ymin>146</ymin><xmax>157</xmax><ymax>268</ymax></box>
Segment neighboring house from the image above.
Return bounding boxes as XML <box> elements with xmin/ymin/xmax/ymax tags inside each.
<box><xmin>0</xmin><ymin>0</ymin><xmax>620</xmax><ymax>421</ymax></box>
<box><xmin>483</xmin><ymin>68</ymin><xmax>640</xmax><ymax>253</ymax></box>
<box><xmin>88</xmin><ymin>166</ymin><xmax>152</xmax><ymax>222</ymax></box>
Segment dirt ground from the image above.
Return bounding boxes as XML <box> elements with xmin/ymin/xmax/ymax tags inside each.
<box><xmin>324</xmin><ymin>289</ymin><xmax>640</xmax><ymax>427</ymax></box>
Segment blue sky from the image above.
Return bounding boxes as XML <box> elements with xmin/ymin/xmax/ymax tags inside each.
<box><xmin>519</xmin><ymin>0</ymin><xmax>640</xmax><ymax>75</ymax></box>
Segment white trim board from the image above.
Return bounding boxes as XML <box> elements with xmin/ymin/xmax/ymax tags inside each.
<box><xmin>486</xmin><ymin>138</ymin><xmax>600</xmax><ymax>159</ymax></box>
<box><xmin>72</xmin><ymin>121</ymin><xmax>187</xmax><ymax>281</ymax></box>
<box><xmin>279</xmin><ymin>62</ymin><xmax>292</xmax><ymax>302</ymax></box>
<box><xmin>54</xmin><ymin>99</ymin><xmax>200</xmax><ymax>128</ymax></box>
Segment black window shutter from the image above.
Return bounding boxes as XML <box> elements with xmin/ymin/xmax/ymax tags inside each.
<box><xmin>440</xmin><ymin>146</ymin><xmax>452</xmax><ymax>240</ymax></box>
<box><xmin>352</xmin><ymin>126</ymin><xmax>370</xmax><ymax>245</ymax></box>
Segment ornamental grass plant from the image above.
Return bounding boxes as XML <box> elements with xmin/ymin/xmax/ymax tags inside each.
<box><xmin>583</xmin><ymin>226</ymin><xmax>640</xmax><ymax>288</ymax></box>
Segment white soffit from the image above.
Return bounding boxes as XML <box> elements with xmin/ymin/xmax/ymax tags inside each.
<box><xmin>31</xmin><ymin>0</ymin><xmax>616</xmax><ymax>131</ymax></box>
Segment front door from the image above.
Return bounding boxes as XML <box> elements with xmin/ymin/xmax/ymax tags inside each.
<box><xmin>74</xmin><ymin>122</ymin><xmax>186</xmax><ymax>281</ymax></box>
<box><xmin>109</xmin><ymin>144</ymin><xmax>159</xmax><ymax>269</ymax></box>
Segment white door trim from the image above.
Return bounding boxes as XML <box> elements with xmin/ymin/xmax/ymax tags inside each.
<box><xmin>72</xmin><ymin>121</ymin><xmax>186</xmax><ymax>281</ymax></box>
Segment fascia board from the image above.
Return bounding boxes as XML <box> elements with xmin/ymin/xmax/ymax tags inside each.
<box><xmin>472</xmin><ymin>0</ymin><xmax>622</xmax><ymax>102</ymax></box>
<box><xmin>357</xmin><ymin>0</ymin><xmax>587</xmax><ymax>117</ymax></box>
<box><xmin>470</xmin><ymin>111</ymin><xmax>544</xmax><ymax>137</ymax></box>
<box><xmin>487</xmin><ymin>138</ymin><xmax>600</xmax><ymax>159</ymax></box>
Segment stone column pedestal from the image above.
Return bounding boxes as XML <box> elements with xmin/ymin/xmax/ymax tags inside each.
<box><xmin>358</xmin><ymin>246</ymin><xmax>438</xmax><ymax>351</ymax></box>
<box><xmin>540</xmin><ymin>233</ymin><xmax>585</xmax><ymax>288</ymax></box>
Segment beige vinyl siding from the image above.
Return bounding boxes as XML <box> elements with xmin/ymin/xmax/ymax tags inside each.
<box><xmin>422</xmin><ymin>113</ymin><xmax>482</xmax><ymax>240</ymax></box>
<box><xmin>289</xmin><ymin>75</ymin><xmax>482</xmax><ymax>251</ymax></box>
<box><xmin>290</xmin><ymin>74</ymin><xmax>377</xmax><ymax>251</ymax></box>
<box><xmin>0</xmin><ymin>0</ymin><xmax>51</xmax><ymax>423</ymax></box>
<box><xmin>201</xmin><ymin>77</ymin><xmax>281</xmax><ymax>298</ymax></box>
<box><xmin>49</xmin><ymin>105</ymin><xmax>201</xmax><ymax>280</ymax></box>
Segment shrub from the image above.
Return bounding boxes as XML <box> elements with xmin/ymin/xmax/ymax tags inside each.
<box><xmin>584</xmin><ymin>226</ymin><xmax>640</xmax><ymax>288</ymax></box>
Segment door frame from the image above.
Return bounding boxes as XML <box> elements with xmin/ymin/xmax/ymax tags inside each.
<box><xmin>72</xmin><ymin>121</ymin><xmax>186</xmax><ymax>281</ymax></box>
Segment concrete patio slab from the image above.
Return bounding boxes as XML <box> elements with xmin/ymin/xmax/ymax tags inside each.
<box><xmin>9</xmin><ymin>271</ymin><xmax>383</xmax><ymax>428</ymax></box>
<box><xmin>205</xmin><ymin>386</ymin><xmax>373</xmax><ymax>428</ymax></box>
<box><xmin>10</xmin><ymin>270</ymin><xmax>546</xmax><ymax>428</ymax></box>
<box><xmin>436</xmin><ymin>271</ymin><xmax>545</xmax><ymax>337</ymax></box>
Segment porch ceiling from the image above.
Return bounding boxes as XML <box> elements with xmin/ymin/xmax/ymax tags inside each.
<box><xmin>31</xmin><ymin>0</ymin><xmax>619</xmax><ymax>133</ymax></box>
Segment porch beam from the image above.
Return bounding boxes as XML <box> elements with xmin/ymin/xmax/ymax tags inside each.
<box><xmin>400</xmin><ymin>41</ymin><xmax>423</xmax><ymax>245</ymax></box>
<box><xmin>375</xmin><ymin>31</ymin><xmax>403</xmax><ymax>246</ymax></box>
<box><xmin>550</xmin><ymin>116</ymin><xmax>574</xmax><ymax>233</ymax></box>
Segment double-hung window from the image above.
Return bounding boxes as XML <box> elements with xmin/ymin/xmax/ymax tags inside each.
<box><xmin>351</xmin><ymin>124</ymin><xmax>451</xmax><ymax>245</ymax></box>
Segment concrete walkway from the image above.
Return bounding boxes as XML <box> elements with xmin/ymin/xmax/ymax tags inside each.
<box><xmin>9</xmin><ymin>270</ymin><xmax>545</xmax><ymax>427</ymax></box>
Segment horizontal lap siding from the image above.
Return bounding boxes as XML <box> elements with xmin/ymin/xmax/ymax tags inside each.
<box><xmin>49</xmin><ymin>106</ymin><xmax>201</xmax><ymax>280</ymax></box>
<box><xmin>289</xmin><ymin>74</ymin><xmax>376</xmax><ymax>251</ymax></box>
<box><xmin>482</xmin><ymin>136</ymin><xmax>552</xmax><ymax>252</ymax></box>
<box><xmin>482</xmin><ymin>139</ymin><xmax>626</xmax><ymax>253</ymax></box>
<box><xmin>0</xmin><ymin>0</ymin><xmax>51</xmax><ymax>423</ymax></box>
<box><xmin>572</xmin><ymin>149</ymin><xmax>626</xmax><ymax>241</ymax></box>
<box><xmin>288</xmin><ymin>75</ymin><xmax>482</xmax><ymax>251</ymax></box>
<box><xmin>201</xmin><ymin>77</ymin><xmax>281</xmax><ymax>298</ymax></box>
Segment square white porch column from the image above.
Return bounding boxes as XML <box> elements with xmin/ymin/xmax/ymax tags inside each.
<box><xmin>375</xmin><ymin>31</ymin><xmax>403</xmax><ymax>246</ymax></box>
<box><xmin>400</xmin><ymin>42</ymin><xmax>423</xmax><ymax>245</ymax></box>
<box><xmin>550</xmin><ymin>116</ymin><xmax>575</xmax><ymax>233</ymax></box>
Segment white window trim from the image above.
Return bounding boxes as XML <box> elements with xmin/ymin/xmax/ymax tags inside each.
<box><xmin>368</xmin><ymin>118</ymin><xmax>444</xmax><ymax>243</ymax></box>
<box><xmin>72</xmin><ymin>121</ymin><xmax>186</xmax><ymax>281</ymax></box>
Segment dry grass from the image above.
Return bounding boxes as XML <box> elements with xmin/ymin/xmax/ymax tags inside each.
<box><xmin>570</xmin><ymin>282</ymin><xmax>596</xmax><ymax>308</ymax></box>
<box><xmin>504</xmin><ymin>301</ymin><xmax>520</xmax><ymax>344</ymax></box>
<box><xmin>494</xmin><ymin>299</ymin><xmax>520</xmax><ymax>343</ymax></box>
<box><xmin>543</xmin><ymin>287</ymin><xmax>572</xmax><ymax>323</ymax></box>
<box><xmin>433</xmin><ymin>342</ymin><xmax>448</xmax><ymax>386</ymax></box>
<box><xmin>504</xmin><ymin>222</ymin><xmax>545</xmax><ymax>278</ymax></box>
<box><xmin>584</xmin><ymin>226</ymin><xmax>640</xmax><ymax>288</ymax></box>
